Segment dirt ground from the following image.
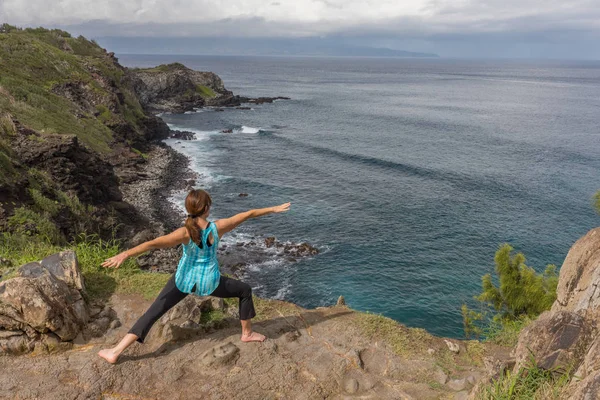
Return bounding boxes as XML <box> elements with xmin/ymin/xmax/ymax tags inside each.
<box><xmin>0</xmin><ymin>294</ymin><xmax>509</xmax><ymax>400</ymax></box>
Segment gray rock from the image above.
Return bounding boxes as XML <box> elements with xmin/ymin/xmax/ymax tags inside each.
<box><xmin>346</xmin><ymin>349</ymin><xmax>364</xmax><ymax>369</ymax></box>
<box><xmin>513</xmin><ymin>310</ymin><xmax>592</xmax><ymax>372</ymax></box>
<box><xmin>337</xmin><ymin>296</ymin><xmax>346</xmax><ymax>306</ymax></box>
<box><xmin>466</xmin><ymin>375</ymin><xmax>476</xmax><ymax>386</ymax></box>
<box><xmin>0</xmin><ymin>251</ymin><xmax>90</xmax><ymax>354</ymax></box>
<box><xmin>39</xmin><ymin>251</ymin><xmax>85</xmax><ymax>291</ymax></box>
<box><xmin>444</xmin><ymin>339</ymin><xmax>460</xmax><ymax>353</ymax></box>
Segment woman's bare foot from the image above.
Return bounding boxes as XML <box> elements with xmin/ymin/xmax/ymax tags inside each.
<box><xmin>241</xmin><ymin>331</ymin><xmax>266</xmax><ymax>342</ymax></box>
<box><xmin>97</xmin><ymin>348</ymin><xmax>119</xmax><ymax>364</ymax></box>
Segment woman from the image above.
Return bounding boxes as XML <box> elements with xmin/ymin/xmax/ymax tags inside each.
<box><xmin>98</xmin><ymin>189</ymin><xmax>291</xmax><ymax>364</ymax></box>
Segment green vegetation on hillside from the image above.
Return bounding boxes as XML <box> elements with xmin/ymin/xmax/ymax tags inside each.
<box><xmin>130</xmin><ymin>62</ymin><xmax>188</xmax><ymax>73</ymax></box>
<box><xmin>0</xmin><ymin>24</ymin><xmax>147</xmax><ymax>153</ymax></box>
<box><xmin>594</xmin><ymin>190</ymin><xmax>600</xmax><ymax>214</ymax></box>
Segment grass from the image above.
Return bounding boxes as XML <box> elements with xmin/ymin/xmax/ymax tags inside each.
<box><xmin>196</xmin><ymin>85</ymin><xmax>216</xmax><ymax>98</ymax></box>
<box><xmin>252</xmin><ymin>296</ymin><xmax>303</xmax><ymax>321</ymax></box>
<box><xmin>485</xmin><ymin>317</ymin><xmax>533</xmax><ymax>347</ymax></box>
<box><xmin>131</xmin><ymin>147</ymin><xmax>149</xmax><ymax>160</ymax></box>
<box><xmin>354</xmin><ymin>311</ymin><xmax>434</xmax><ymax>356</ymax></box>
<box><xmin>0</xmin><ymin>233</ymin><xmax>171</xmax><ymax>302</ymax></box>
<box><xmin>131</xmin><ymin>63</ymin><xmax>187</xmax><ymax>73</ymax></box>
<box><xmin>476</xmin><ymin>353</ymin><xmax>572</xmax><ymax>400</ymax></box>
<box><xmin>465</xmin><ymin>340</ymin><xmax>486</xmax><ymax>366</ymax></box>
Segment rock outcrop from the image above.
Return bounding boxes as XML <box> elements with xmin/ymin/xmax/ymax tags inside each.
<box><xmin>0</xmin><ymin>251</ymin><xmax>117</xmax><ymax>354</ymax></box>
<box><xmin>129</xmin><ymin>63</ymin><xmax>291</xmax><ymax>113</ymax></box>
<box><xmin>129</xmin><ymin>63</ymin><xmax>240</xmax><ymax>113</ymax></box>
<box><xmin>511</xmin><ymin>227</ymin><xmax>600</xmax><ymax>399</ymax></box>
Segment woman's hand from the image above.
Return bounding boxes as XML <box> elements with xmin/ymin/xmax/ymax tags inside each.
<box><xmin>272</xmin><ymin>202</ymin><xmax>291</xmax><ymax>213</ymax></box>
<box><xmin>101</xmin><ymin>252</ymin><xmax>129</xmax><ymax>269</ymax></box>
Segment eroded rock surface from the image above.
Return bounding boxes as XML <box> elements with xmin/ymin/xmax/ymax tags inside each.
<box><xmin>0</xmin><ymin>291</ymin><xmax>496</xmax><ymax>399</ymax></box>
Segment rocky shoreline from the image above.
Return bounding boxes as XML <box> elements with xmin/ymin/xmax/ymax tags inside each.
<box><xmin>123</xmin><ymin>133</ymin><xmax>320</xmax><ymax>278</ymax></box>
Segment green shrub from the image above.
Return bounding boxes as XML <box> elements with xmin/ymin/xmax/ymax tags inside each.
<box><xmin>95</xmin><ymin>104</ymin><xmax>113</xmax><ymax>123</ymax></box>
<box><xmin>479</xmin><ymin>244</ymin><xmax>557</xmax><ymax>318</ymax></box>
<box><xmin>29</xmin><ymin>188</ymin><xmax>60</xmax><ymax>215</ymax></box>
<box><xmin>131</xmin><ymin>147</ymin><xmax>148</xmax><ymax>160</ymax></box>
<box><xmin>463</xmin><ymin>244</ymin><xmax>557</xmax><ymax>340</ymax></box>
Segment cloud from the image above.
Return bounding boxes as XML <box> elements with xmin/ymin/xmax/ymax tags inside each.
<box><xmin>2</xmin><ymin>0</ymin><xmax>599</xmax><ymax>38</ymax></box>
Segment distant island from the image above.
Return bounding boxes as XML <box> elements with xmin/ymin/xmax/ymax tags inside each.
<box><xmin>96</xmin><ymin>36</ymin><xmax>440</xmax><ymax>58</ymax></box>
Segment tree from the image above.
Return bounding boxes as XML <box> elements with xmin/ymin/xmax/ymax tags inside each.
<box><xmin>478</xmin><ymin>244</ymin><xmax>558</xmax><ymax>319</ymax></box>
<box><xmin>462</xmin><ymin>244</ymin><xmax>558</xmax><ymax>339</ymax></box>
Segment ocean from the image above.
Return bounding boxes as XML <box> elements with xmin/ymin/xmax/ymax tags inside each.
<box><xmin>119</xmin><ymin>55</ymin><xmax>600</xmax><ymax>338</ymax></box>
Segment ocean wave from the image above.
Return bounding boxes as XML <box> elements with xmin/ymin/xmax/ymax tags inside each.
<box><xmin>262</xmin><ymin>132</ymin><xmax>526</xmax><ymax>195</ymax></box>
<box><xmin>238</xmin><ymin>126</ymin><xmax>262</xmax><ymax>134</ymax></box>
<box><xmin>165</xmin><ymin>124</ymin><xmax>220</xmax><ymax>141</ymax></box>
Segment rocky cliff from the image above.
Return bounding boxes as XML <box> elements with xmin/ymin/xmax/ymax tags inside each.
<box><xmin>508</xmin><ymin>227</ymin><xmax>600</xmax><ymax>399</ymax></box>
<box><xmin>129</xmin><ymin>63</ymin><xmax>242</xmax><ymax>112</ymax></box>
<box><xmin>0</xmin><ymin>25</ymin><xmax>172</xmax><ymax>242</ymax></box>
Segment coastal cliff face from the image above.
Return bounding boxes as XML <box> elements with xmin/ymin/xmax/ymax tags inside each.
<box><xmin>0</xmin><ymin>26</ymin><xmax>184</xmax><ymax>242</ymax></box>
<box><xmin>129</xmin><ymin>63</ymin><xmax>242</xmax><ymax>113</ymax></box>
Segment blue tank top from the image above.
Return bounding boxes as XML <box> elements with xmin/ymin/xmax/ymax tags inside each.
<box><xmin>175</xmin><ymin>221</ymin><xmax>220</xmax><ymax>296</ymax></box>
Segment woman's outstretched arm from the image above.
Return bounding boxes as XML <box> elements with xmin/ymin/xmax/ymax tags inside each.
<box><xmin>101</xmin><ymin>227</ymin><xmax>189</xmax><ymax>268</ymax></box>
<box><xmin>215</xmin><ymin>202</ymin><xmax>291</xmax><ymax>238</ymax></box>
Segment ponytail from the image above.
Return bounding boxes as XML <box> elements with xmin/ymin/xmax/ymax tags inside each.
<box><xmin>184</xmin><ymin>190</ymin><xmax>212</xmax><ymax>246</ymax></box>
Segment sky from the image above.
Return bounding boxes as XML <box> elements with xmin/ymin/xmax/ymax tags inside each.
<box><xmin>2</xmin><ymin>0</ymin><xmax>600</xmax><ymax>58</ymax></box>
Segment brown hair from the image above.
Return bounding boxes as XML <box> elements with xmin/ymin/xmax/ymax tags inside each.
<box><xmin>184</xmin><ymin>189</ymin><xmax>212</xmax><ymax>246</ymax></box>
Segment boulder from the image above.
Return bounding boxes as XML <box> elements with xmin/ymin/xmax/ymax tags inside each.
<box><xmin>0</xmin><ymin>251</ymin><xmax>89</xmax><ymax>349</ymax></box>
<box><xmin>169</xmin><ymin>130</ymin><xmax>196</xmax><ymax>140</ymax></box>
<box><xmin>0</xmin><ymin>251</ymin><xmax>119</xmax><ymax>354</ymax></box>
<box><xmin>513</xmin><ymin>310</ymin><xmax>592</xmax><ymax>373</ymax></box>
<box><xmin>552</xmin><ymin>227</ymin><xmax>600</xmax><ymax>319</ymax></box>
<box><xmin>39</xmin><ymin>251</ymin><xmax>85</xmax><ymax>292</ymax></box>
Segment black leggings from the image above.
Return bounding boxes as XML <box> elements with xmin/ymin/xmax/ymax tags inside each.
<box><xmin>129</xmin><ymin>274</ymin><xmax>257</xmax><ymax>343</ymax></box>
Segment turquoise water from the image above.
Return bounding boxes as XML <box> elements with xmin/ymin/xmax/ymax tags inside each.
<box><xmin>120</xmin><ymin>55</ymin><xmax>600</xmax><ymax>338</ymax></box>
